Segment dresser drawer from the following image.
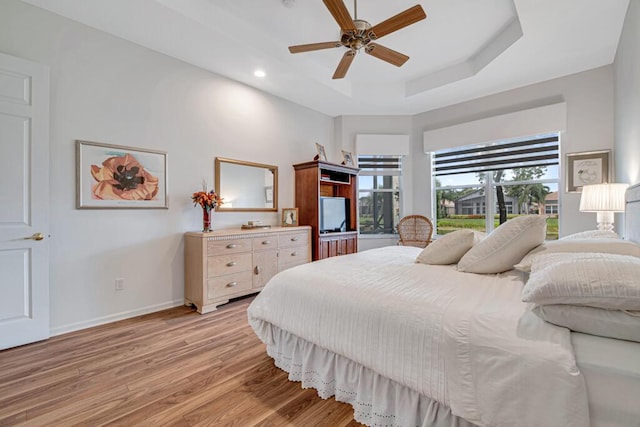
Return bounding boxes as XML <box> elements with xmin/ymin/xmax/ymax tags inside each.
<box><xmin>279</xmin><ymin>231</ymin><xmax>309</xmax><ymax>248</ymax></box>
<box><xmin>207</xmin><ymin>238</ymin><xmax>251</xmax><ymax>256</ymax></box>
<box><xmin>252</xmin><ymin>236</ymin><xmax>277</xmax><ymax>251</ymax></box>
<box><xmin>207</xmin><ymin>271</ymin><xmax>252</xmax><ymax>299</ymax></box>
<box><xmin>207</xmin><ymin>253</ymin><xmax>252</xmax><ymax>277</ymax></box>
<box><xmin>278</xmin><ymin>247</ymin><xmax>309</xmax><ymax>268</ymax></box>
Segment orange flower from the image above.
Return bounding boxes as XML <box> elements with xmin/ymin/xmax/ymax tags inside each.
<box><xmin>90</xmin><ymin>154</ymin><xmax>159</xmax><ymax>200</ymax></box>
<box><xmin>192</xmin><ymin>190</ymin><xmax>223</xmax><ymax>209</ymax></box>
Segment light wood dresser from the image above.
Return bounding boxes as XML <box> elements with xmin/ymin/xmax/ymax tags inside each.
<box><xmin>184</xmin><ymin>226</ymin><xmax>311</xmax><ymax>313</ymax></box>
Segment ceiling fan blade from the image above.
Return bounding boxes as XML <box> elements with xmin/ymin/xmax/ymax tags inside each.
<box><xmin>365</xmin><ymin>43</ymin><xmax>409</xmax><ymax>67</ymax></box>
<box><xmin>368</xmin><ymin>5</ymin><xmax>427</xmax><ymax>40</ymax></box>
<box><xmin>289</xmin><ymin>41</ymin><xmax>342</xmax><ymax>54</ymax></box>
<box><xmin>332</xmin><ymin>50</ymin><xmax>356</xmax><ymax>79</ymax></box>
<box><xmin>323</xmin><ymin>0</ymin><xmax>357</xmax><ymax>33</ymax></box>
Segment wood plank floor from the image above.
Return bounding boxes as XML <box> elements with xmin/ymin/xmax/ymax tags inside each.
<box><xmin>0</xmin><ymin>296</ymin><xmax>364</xmax><ymax>426</ymax></box>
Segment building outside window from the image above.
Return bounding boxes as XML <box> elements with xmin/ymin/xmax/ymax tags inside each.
<box><xmin>358</xmin><ymin>156</ymin><xmax>402</xmax><ymax>235</ymax></box>
<box><xmin>433</xmin><ymin>134</ymin><xmax>560</xmax><ymax>239</ymax></box>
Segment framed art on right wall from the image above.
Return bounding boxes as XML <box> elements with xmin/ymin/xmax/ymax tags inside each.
<box><xmin>566</xmin><ymin>150</ymin><xmax>610</xmax><ymax>193</ymax></box>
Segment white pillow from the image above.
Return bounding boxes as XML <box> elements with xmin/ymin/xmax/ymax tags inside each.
<box><xmin>522</xmin><ymin>252</ymin><xmax>640</xmax><ymax>310</ymax></box>
<box><xmin>560</xmin><ymin>230</ymin><xmax>620</xmax><ymax>240</ymax></box>
<box><xmin>532</xmin><ymin>304</ymin><xmax>640</xmax><ymax>343</ymax></box>
<box><xmin>416</xmin><ymin>230</ymin><xmax>483</xmax><ymax>265</ymax></box>
<box><xmin>515</xmin><ymin>238</ymin><xmax>640</xmax><ymax>272</ymax></box>
<box><xmin>457</xmin><ymin>215</ymin><xmax>547</xmax><ymax>274</ymax></box>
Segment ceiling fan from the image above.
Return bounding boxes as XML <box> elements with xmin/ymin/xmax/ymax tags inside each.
<box><xmin>288</xmin><ymin>0</ymin><xmax>427</xmax><ymax>79</ymax></box>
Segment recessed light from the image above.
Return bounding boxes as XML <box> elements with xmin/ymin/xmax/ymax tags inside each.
<box><xmin>254</xmin><ymin>70</ymin><xmax>266</xmax><ymax>78</ymax></box>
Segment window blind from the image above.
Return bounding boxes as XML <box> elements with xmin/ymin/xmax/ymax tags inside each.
<box><xmin>433</xmin><ymin>135</ymin><xmax>559</xmax><ymax>176</ymax></box>
<box><xmin>358</xmin><ymin>156</ymin><xmax>402</xmax><ymax>176</ymax></box>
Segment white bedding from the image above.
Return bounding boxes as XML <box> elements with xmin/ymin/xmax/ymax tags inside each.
<box><xmin>248</xmin><ymin>246</ymin><xmax>589</xmax><ymax>427</ymax></box>
<box><xmin>573</xmin><ymin>332</ymin><xmax>640</xmax><ymax>426</ymax></box>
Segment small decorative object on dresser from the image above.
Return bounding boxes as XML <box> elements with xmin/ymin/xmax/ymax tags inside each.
<box><xmin>191</xmin><ymin>182</ymin><xmax>223</xmax><ymax>232</ymax></box>
<box><xmin>184</xmin><ymin>226</ymin><xmax>311</xmax><ymax>313</ymax></box>
<box><xmin>282</xmin><ymin>208</ymin><xmax>299</xmax><ymax>226</ymax></box>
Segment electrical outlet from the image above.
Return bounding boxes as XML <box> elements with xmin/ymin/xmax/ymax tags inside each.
<box><xmin>115</xmin><ymin>278</ymin><xmax>125</xmax><ymax>291</ymax></box>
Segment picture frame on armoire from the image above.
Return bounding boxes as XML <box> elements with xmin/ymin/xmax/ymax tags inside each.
<box><xmin>341</xmin><ymin>150</ymin><xmax>355</xmax><ymax>166</ymax></box>
<box><xmin>315</xmin><ymin>143</ymin><xmax>327</xmax><ymax>162</ymax></box>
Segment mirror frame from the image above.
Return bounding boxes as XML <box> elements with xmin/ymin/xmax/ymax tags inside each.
<box><xmin>214</xmin><ymin>157</ymin><xmax>278</xmax><ymax>212</ymax></box>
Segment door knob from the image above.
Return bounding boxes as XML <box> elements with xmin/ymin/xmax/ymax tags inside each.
<box><xmin>24</xmin><ymin>232</ymin><xmax>45</xmax><ymax>241</ymax></box>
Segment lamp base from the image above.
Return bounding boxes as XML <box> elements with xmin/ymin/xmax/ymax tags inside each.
<box><xmin>596</xmin><ymin>211</ymin><xmax>615</xmax><ymax>231</ymax></box>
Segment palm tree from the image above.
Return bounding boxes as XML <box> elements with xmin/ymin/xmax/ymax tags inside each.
<box><xmin>529</xmin><ymin>184</ymin><xmax>550</xmax><ymax>214</ymax></box>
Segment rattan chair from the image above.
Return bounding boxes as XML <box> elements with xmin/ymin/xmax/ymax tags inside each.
<box><xmin>397</xmin><ymin>215</ymin><xmax>434</xmax><ymax>248</ymax></box>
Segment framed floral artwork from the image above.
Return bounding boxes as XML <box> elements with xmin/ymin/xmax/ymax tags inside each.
<box><xmin>566</xmin><ymin>150</ymin><xmax>610</xmax><ymax>193</ymax></box>
<box><xmin>76</xmin><ymin>140</ymin><xmax>168</xmax><ymax>208</ymax></box>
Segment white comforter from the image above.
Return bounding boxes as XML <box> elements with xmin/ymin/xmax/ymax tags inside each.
<box><xmin>247</xmin><ymin>246</ymin><xmax>589</xmax><ymax>427</ymax></box>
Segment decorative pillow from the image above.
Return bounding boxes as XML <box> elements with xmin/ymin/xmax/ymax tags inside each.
<box><xmin>514</xmin><ymin>238</ymin><xmax>640</xmax><ymax>272</ymax></box>
<box><xmin>532</xmin><ymin>304</ymin><xmax>640</xmax><ymax>343</ymax></box>
<box><xmin>457</xmin><ymin>215</ymin><xmax>547</xmax><ymax>274</ymax></box>
<box><xmin>416</xmin><ymin>230</ymin><xmax>483</xmax><ymax>265</ymax></box>
<box><xmin>522</xmin><ymin>252</ymin><xmax>640</xmax><ymax>310</ymax></box>
<box><xmin>560</xmin><ymin>230</ymin><xmax>620</xmax><ymax>240</ymax></box>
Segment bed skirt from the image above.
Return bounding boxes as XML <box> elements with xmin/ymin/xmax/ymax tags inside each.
<box><xmin>261</xmin><ymin>321</ymin><xmax>478</xmax><ymax>427</ymax></box>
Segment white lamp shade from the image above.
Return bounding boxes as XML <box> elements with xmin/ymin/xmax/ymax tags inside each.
<box><xmin>579</xmin><ymin>183</ymin><xmax>629</xmax><ymax>212</ymax></box>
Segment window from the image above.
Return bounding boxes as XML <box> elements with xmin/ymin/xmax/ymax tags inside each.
<box><xmin>358</xmin><ymin>156</ymin><xmax>402</xmax><ymax>235</ymax></box>
<box><xmin>433</xmin><ymin>134</ymin><xmax>560</xmax><ymax>240</ymax></box>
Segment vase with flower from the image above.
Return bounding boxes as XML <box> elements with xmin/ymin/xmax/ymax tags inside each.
<box><xmin>192</xmin><ymin>186</ymin><xmax>223</xmax><ymax>232</ymax></box>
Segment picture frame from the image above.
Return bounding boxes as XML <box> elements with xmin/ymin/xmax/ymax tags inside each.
<box><xmin>76</xmin><ymin>140</ymin><xmax>168</xmax><ymax>209</ymax></box>
<box><xmin>265</xmin><ymin>186</ymin><xmax>273</xmax><ymax>203</ymax></box>
<box><xmin>341</xmin><ymin>150</ymin><xmax>354</xmax><ymax>166</ymax></box>
<box><xmin>282</xmin><ymin>207</ymin><xmax>299</xmax><ymax>227</ymax></box>
<box><xmin>566</xmin><ymin>149</ymin><xmax>611</xmax><ymax>193</ymax></box>
<box><xmin>315</xmin><ymin>143</ymin><xmax>327</xmax><ymax>162</ymax></box>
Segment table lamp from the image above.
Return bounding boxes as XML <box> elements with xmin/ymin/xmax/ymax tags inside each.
<box><xmin>579</xmin><ymin>183</ymin><xmax>628</xmax><ymax>231</ymax></box>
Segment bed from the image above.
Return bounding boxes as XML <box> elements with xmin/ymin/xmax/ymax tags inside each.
<box><xmin>247</xmin><ymin>183</ymin><xmax>640</xmax><ymax>427</ymax></box>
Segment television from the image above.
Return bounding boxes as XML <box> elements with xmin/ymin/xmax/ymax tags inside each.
<box><xmin>320</xmin><ymin>196</ymin><xmax>347</xmax><ymax>233</ymax></box>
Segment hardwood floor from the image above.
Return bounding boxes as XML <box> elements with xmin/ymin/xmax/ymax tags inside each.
<box><xmin>0</xmin><ymin>296</ymin><xmax>363</xmax><ymax>426</ymax></box>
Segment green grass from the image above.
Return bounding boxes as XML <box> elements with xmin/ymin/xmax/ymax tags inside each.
<box><xmin>437</xmin><ymin>215</ymin><xmax>558</xmax><ymax>240</ymax></box>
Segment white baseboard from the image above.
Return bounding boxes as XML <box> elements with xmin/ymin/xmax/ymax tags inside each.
<box><xmin>49</xmin><ymin>299</ymin><xmax>185</xmax><ymax>337</ymax></box>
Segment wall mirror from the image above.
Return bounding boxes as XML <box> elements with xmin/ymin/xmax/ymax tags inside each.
<box><xmin>215</xmin><ymin>157</ymin><xmax>278</xmax><ymax>212</ymax></box>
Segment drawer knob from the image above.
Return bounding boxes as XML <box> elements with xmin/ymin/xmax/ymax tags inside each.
<box><xmin>291</xmin><ymin>251</ymin><xmax>298</xmax><ymax>257</ymax></box>
<box><xmin>226</xmin><ymin>281</ymin><xmax>238</xmax><ymax>287</ymax></box>
<box><xmin>226</xmin><ymin>261</ymin><xmax>237</xmax><ymax>267</ymax></box>
<box><xmin>262</xmin><ymin>240</ymin><xmax>271</xmax><ymax>245</ymax></box>
<box><xmin>226</xmin><ymin>243</ymin><xmax>237</xmax><ymax>249</ymax></box>
<box><xmin>254</xmin><ymin>266</ymin><xmax>261</xmax><ymax>275</ymax></box>
<box><xmin>291</xmin><ymin>237</ymin><xmax>299</xmax><ymax>241</ymax></box>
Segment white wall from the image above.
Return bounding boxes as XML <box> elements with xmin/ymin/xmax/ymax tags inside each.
<box><xmin>614</xmin><ymin>0</ymin><xmax>640</xmax><ymax>189</ymax></box>
<box><xmin>0</xmin><ymin>0</ymin><xmax>334</xmax><ymax>334</ymax></box>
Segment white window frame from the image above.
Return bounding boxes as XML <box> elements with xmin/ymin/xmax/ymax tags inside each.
<box><xmin>357</xmin><ymin>155</ymin><xmax>403</xmax><ymax>236</ymax></box>
<box><xmin>432</xmin><ymin>134</ymin><xmax>561</xmax><ymax>235</ymax></box>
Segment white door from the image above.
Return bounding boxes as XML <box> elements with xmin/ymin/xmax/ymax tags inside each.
<box><xmin>0</xmin><ymin>52</ymin><xmax>50</xmax><ymax>350</ymax></box>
